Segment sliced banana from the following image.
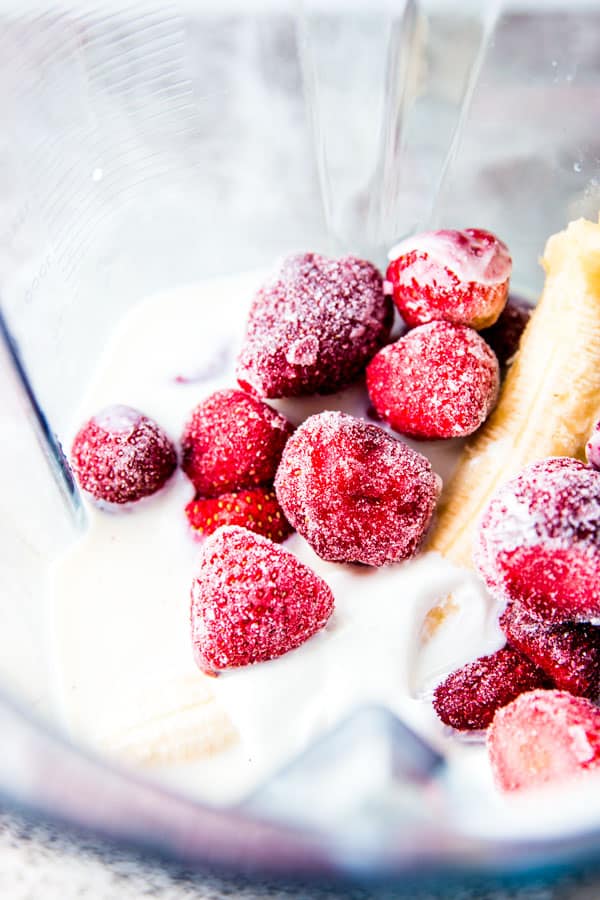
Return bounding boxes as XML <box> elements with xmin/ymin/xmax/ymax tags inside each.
<box><xmin>95</xmin><ymin>672</ymin><xmax>237</xmax><ymax>766</ymax></box>
<box><xmin>429</xmin><ymin>216</ymin><xmax>600</xmax><ymax>568</ymax></box>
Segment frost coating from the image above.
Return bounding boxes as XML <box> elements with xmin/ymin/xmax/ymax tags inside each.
<box><xmin>71</xmin><ymin>405</ymin><xmax>176</xmax><ymax>504</ymax></box>
<box><xmin>181</xmin><ymin>389</ymin><xmax>293</xmax><ymax>497</ymax></box>
<box><xmin>387</xmin><ymin>228</ymin><xmax>511</xmax><ymax>330</ymax></box>
<box><xmin>236</xmin><ymin>253</ymin><xmax>392</xmax><ymax>398</ymax></box>
<box><xmin>475</xmin><ymin>457</ymin><xmax>600</xmax><ymax>623</ymax></box>
<box><xmin>275</xmin><ymin>411</ymin><xmax>441</xmax><ymax>566</ymax></box>
<box><xmin>500</xmin><ymin>603</ymin><xmax>600</xmax><ymax>700</ymax></box>
<box><xmin>366</xmin><ymin>321</ymin><xmax>500</xmax><ymax>440</ymax></box>
<box><xmin>190</xmin><ymin>526</ymin><xmax>334</xmax><ymax>673</ymax></box>
<box><xmin>432</xmin><ymin>646</ymin><xmax>550</xmax><ymax>731</ymax></box>
<box><xmin>488</xmin><ymin>690</ymin><xmax>600</xmax><ymax>792</ymax></box>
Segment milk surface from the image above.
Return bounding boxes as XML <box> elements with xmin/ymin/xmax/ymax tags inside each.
<box><xmin>50</xmin><ymin>270</ymin><xmax>511</xmax><ymax>811</ymax></box>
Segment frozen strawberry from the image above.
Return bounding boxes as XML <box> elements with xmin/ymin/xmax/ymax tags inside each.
<box><xmin>366</xmin><ymin>321</ymin><xmax>500</xmax><ymax>440</ymax></box>
<box><xmin>185</xmin><ymin>487</ymin><xmax>293</xmax><ymax>543</ymax></box>
<box><xmin>190</xmin><ymin>526</ymin><xmax>334</xmax><ymax>673</ymax></box>
<box><xmin>481</xmin><ymin>294</ymin><xmax>533</xmax><ymax>369</ymax></box>
<box><xmin>500</xmin><ymin>604</ymin><xmax>600</xmax><ymax>700</ymax></box>
<box><xmin>475</xmin><ymin>458</ymin><xmax>600</xmax><ymax>624</ymax></box>
<box><xmin>71</xmin><ymin>405</ymin><xmax>176</xmax><ymax>504</ymax></box>
<box><xmin>432</xmin><ymin>647</ymin><xmax>551</xmax><ymax>732</ymax></box>
<box><xmin>274</xmin><ymin>411</ymin><xmax>440</xmax><ymax>566</ymax></box>
<box><xmin>236</xmin><ymin>253</ymin><xmax>392</xmax><ymax>398</ymax></box>
<box><xmin>386</xmin><ymin>228</ymin><xmax>511</xmax><ymax>330</ymax></box>
<box><xmin>488</xmin><ymin>689</ymin><xmax>600</xmax><ymax>792</ymax></box>
<box><xmin>181</xmin><ymin>389</ymin><xmax>293</xmax><ymax>497</ymax></box>
<box><xmin>586</xmin><ymin>420</ymin><xmax>600</xmax><ymax>470</ymax></box>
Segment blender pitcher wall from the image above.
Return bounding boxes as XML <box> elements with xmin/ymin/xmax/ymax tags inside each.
<box><xmin>0</xmin><ymin>1</ymin><xmax>494</xmax><ymax>446</ymax></box>
<box><xmin>0</xmin><ymin>6</ymin><xmax>327</xmax><ymax>442</ymax></box>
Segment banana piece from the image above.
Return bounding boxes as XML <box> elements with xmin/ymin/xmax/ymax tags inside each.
<box><xmin>95</xmin><ymin>672</ymin><xmax>237</xmax><ymax>766</ymax></box>
<box><xmin>429</xmin><ymin>216</ymin><xmax>600</xmax><ymax>568</ymax></box>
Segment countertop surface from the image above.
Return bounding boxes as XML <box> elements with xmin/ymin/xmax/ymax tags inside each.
<box><xmin>1</xmin><ymin>809</ymin><xmax>600</xmax><ymax>900</ymax></box>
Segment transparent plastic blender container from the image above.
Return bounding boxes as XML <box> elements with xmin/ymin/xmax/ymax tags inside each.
<box><xmin>1</xmin><ymin>0</ymin><xmax>600</xmax><ymax>883</ymax></box>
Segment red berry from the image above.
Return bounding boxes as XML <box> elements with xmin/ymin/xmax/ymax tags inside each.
<box><xmin>236</xmin><ymin>253</ymin><xmax>392</xmax><ymax>398</ymax></box>
<box><xmin>475</xmin><ymin>458</ymin><xmax>600</xmax><ymax>624</ymax></box>
<box><xmin>488</xmin><ymin>689</ymin><xmax>600</xmax><ymax>792</ymax></box>
<box><xmin>181</xmin><ymin>389</ymin><xmax>293</xmax><ymax>497</ymax></box>
<box><xmin>500</xmin><ymin>604</ymin><xmax>600</xmax><ymax>700</ymax></box>
<box><xmin>481</xmin><ymin>294</ymin><xmax>533</xmax><ymax>369</ymax></box>
<box><xmin>274</xmin><ymin>411</ymin><xmax>440</xmax><ymax>566</ymax></box>
<box><xmin>185</xmin><ymin>487</ymin><xmax>293</xmax><ymax>543</ymax></box>
<box><xmin>190</xmin><ymin>526</ymin><xmax>334</xmax><ymax>674</ymax></box>
<box><xmin>432</xmin><ymin>647</ymin><xmax>551</xmax><ymax>732</ymax></box>
<box><xmin>386</xmin><ymin>228</ymin><xmax>511</xmax><ymax>330</ymax></box>
<box><xmin>586</xmin><ymin>419</ymin><xmax>600</xmax><ymax>470</ymax></box>
<box><xmin>366</xmin><ymin>322</ymin><xmax>500</xmax><ymax>440</ymax></box>
<box><xmin>71</xmin><ymin>405</ymin><xmax>176</xmax><ymax>504</ymax></box>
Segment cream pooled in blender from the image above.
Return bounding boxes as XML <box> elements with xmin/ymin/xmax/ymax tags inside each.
<box><xmin>49</xmin><ymin>263</ymin><xmax>503</xmax><ymax>806</ymax></box>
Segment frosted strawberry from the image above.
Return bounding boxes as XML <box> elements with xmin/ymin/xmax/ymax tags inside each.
<box><xmin>475</xmin><ymin>458</ymin><xmax>600</xmax><ymax>623</ymax></box>
<box><xmin>71</xmin><ymin>405</ymin><xmax>176</xmax><ymax>504</ymax></box>
<box><xmin>274</xmin><ymin>411</ymin><xmax>440</xmax><ymax>566</ymax></box>
<box><xmin>236</xmin><ymin>253</ymin><xmax>392</xmax><ymax>398</ymax></box>
<box><xmin>488</xmin><ymin>690</ymin><xmax>600</xmax><ymax>792</ymax></box>
<box><xmin>481</xmin><ymin>294</ymin><xmax>533</xmax><ymax>369</ymax></box>
<box><xmin>366</xmin><ymin>322</ymin><xmax>500</xmax><ymax>440</ymax></box>
<box><xmin>190</xmin><ymin>526</ymin><xmax>334</xmax><ymax>673</ymax></box>
<box><xmin>386</xmin><ymin>228</ymin><xmax>511</xmax><ymax>330</ymax></box>
<box><xmin>586</xmin><ymin>419</ymin><xmax>600</xmax><ymax>471</ymax></box>
<box><xmin>181</xmin><ymin>389</ymin><xmax>293</xmax><ymax>497</ymax></box>
<box><xmin>432</xmin><ymin>647</ymin><xmax>551</xmax><ymax>731</ymax></box>
<box><xmin>185</xmin><ymin>487</ymin><xmax>292</xmax><ymax>543</ymax></box>
<box><xmin>500</xmin><ymin>604</ymin><xmax>600</xmax><ymax>700</ymax></box>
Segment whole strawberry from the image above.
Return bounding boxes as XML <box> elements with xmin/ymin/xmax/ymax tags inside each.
<box><xmin>190</xmin><ymin>526</ymin><xmax>334</xmax><ymax>673</ymax></box>
<box><xmin>71</xmin><ymin>405</ymin><xmax>176</xmax><ymax>504</ymax></box>
<box><xmin>181</xmin><ymin>389</ymin><xmax>293</xmax><ymax>497</ymax></box>
<box><xmin>488</xmin><ymin>690</ymin><xmax>600</xmax><ymax>792</ymax></box>
<box><xmin>275</xmin><ymin>411</ymin><xmax>440</xmax><ymax>566</ymax></box>
<box><xmin>366</xmin><ymin>321</ymin><xmax>500</xmax><ymax>440</ymax></box>
<box><xmin>387</xmin><ymin>228</ymin><xmax>511</xmax><ymax>330</ymax></box>
<box><xmin>500</xmin><ymin>603</ymin><xmax>600</xmax><ymax>700</ymax></box>
<box><xmin>433</xmin><ymin>646</ymin><xmax>551</xmax><ymax>731</ymax></box>
<box><xmin>236</xmin><ymin>253</ymin><xmax>392</xmax><ymax>398</ymax></box>
<box><xmin>475</xmin><ymin>457</ymin><xmax>600</xmax><ymax>624</ymax></box>
<box><xmin>185</xmin><ymin>487</ymin><xmax>292</xmax><ymax>543</ymax></box>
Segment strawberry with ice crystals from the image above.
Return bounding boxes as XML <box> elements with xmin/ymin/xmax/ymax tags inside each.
<box><xmin>500</xmin><ymin>604</ymin><xmax>600</xmax><ymax>700</ymax></box>
<box><xmin>488</xmin><ymin>689</ymin><xmax>600</xmax><ymax>792</ymax></box>
<box><xmin>236</xmin><ymin>253</ymin><xmax>392</xmax><ymax>398</ymax></box>
<box><xmin>185</xmin><ymin>486</ymin><xmax>292</xmax><ymax>543</ymax></box>
<box><xmin>274</xmin><ymin>411</ymin><xmax>440</xmax><ymax>566</ymax></box>
<box><xmin>386</xmin><ymin>228</ymin><xmax>511</xmax><ymax>330</ymax></box>
<box><xmin>481</xmin><ymin>294</ymin><xmax>533</xmax><ymax>369</ymax></box>
<box><xmin>475</xmin><ymin>458</ymin><xmax>600</xmax><ymax>624</ymax></box>
<box><xmin>586</xmin><ymin>419</ymin><xmax>600</xmax><ymax>470</ymax></box>
<box><xmin>190</xmin><ymin>526</ymin><xmax>334</xmax><ymax>673</ymax></box>
<box><xmin>366</xmin><ymin>321</ymin><xmax>500</xmax><ymax>439</ymax></box>
<box><xmin>181</xmin><ymin>389</ymin><xmax>293</xmax><ymax>497</ymax></box>
<box><xmin>71</xmin><ymin>405</ymin><xmax>176</xmax><ymax>504</ymax></box>
<box><xmin>432</xmin><ymin>647</ymin><xmax>551</xmax><ymax>731</ymax></box>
